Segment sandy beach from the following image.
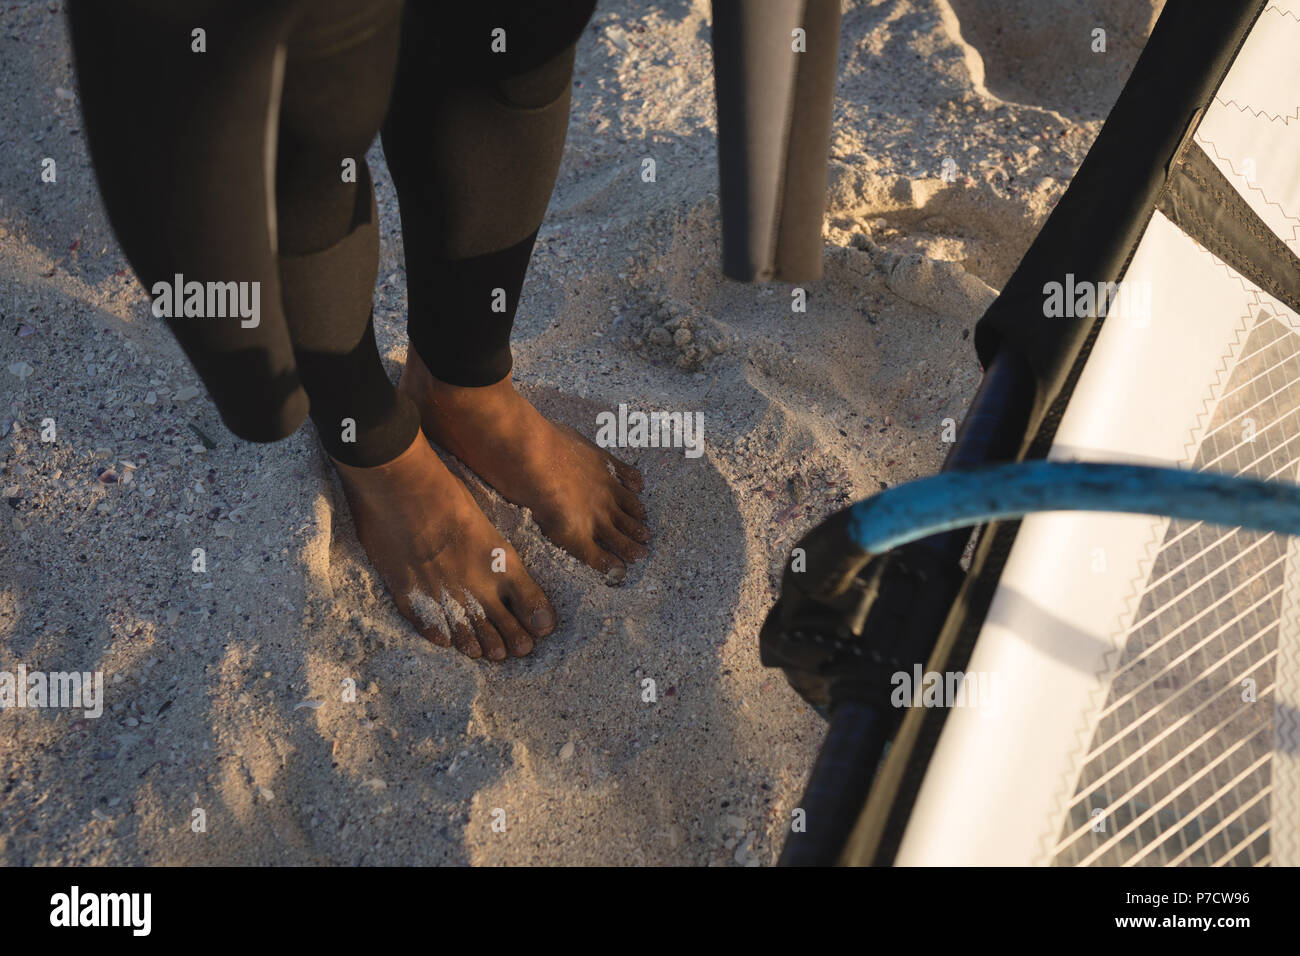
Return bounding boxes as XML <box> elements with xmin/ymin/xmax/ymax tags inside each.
<box><xmin>0</xmin><ymin>0</ymin><xmax>1159</xmax><ymax>865</ymax></box>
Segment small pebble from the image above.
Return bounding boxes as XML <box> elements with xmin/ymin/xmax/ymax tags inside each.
<box><xmin>559</xmin><ymin>741</ymin><xmax>575</xmax><ymax>761</ymax></box>
<box><xmin>173</xmin><ymin>385</ymin><xmax>201</xmax><ymax>402</ymax></box>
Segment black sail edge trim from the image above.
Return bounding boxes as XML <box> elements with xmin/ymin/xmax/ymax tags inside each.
<box><xmin>1158</xmin><ymin>142</ymin><xmax>1300</xmax><ymax>317</ymax></box>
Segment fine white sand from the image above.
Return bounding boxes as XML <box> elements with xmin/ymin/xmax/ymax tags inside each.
<box><xmin>0</xmin><ymin>0</ymin><xmax>1160</xmax><ymax>864</ymax></box>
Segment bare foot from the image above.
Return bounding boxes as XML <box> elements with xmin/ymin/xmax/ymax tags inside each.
<box><xmin>332</xmin><ymin>428</ymin><xmax>556</xmax><ymax>661</ymax></box>
<box><xmin>398</xmin><ymin>349</ymin><xmax>651</xmax><ymax>576</ymax></box>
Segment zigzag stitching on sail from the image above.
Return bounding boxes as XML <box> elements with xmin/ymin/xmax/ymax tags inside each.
<box><xmin>1211</xmin><ymin>95</ymin><xmax>1300</xmax><ymax>126</ymax></box>
<box><xmin>1213</xmin><ymin>0</ymin><xmax>1300</xmax><ymax>133</ymax></box>
<box><xmin>1263</xmin><ymin>4</ymin><xmax>1300</xmax><ymax>22</ymax></box>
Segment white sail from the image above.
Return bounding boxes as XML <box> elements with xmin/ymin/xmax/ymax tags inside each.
<box><xmin>898</xmin><ymin>0</ymin><xmax>1300</xmax><ymax>866</ymax></box>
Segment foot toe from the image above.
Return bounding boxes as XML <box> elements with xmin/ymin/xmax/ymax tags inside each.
<box><xmin>487</xmin><ymin>600</ymin><xmax>535</xmax><ymax>657</ymax></box>
<box><xmin>449</xmin><ymin>619</ymin><xmax>482</xmax><ymax>659</ymax></box>
<box><xmin>503</xmin><ymin>579</ymin><xmax>556</xmax><ymax>638</ymax></box>
<box><xmin>609</xmin><ymin>456</ymin><xmax>643</xmax><ymax>492</ymax></box>
<box><xmin>473</xmin><ymin>616</ymin><xmax>509</xmax><ymax>661</ymax></box>
<box><xmin>400</xmin><ymin>585</ymin><xmax>454</xmax><ymax>648</ymax></box>
<box><xmin>611</xmin><ymin>507</ymin><xmax>651</xmax><ymax>544</ymax></box>
<box><xmin>611</xmin><ymin>484</ymin><xmax>646</xmax><ymax>521</ymax></box>
<box><xmin>598</xmin><ymin>520</ymin><xmax>648</xmax><ymax>564</ymax></box>
<box><xmin>572</xmin><ymin>535</ymin><xmax>624</xmax><ymax>575</ymax></box>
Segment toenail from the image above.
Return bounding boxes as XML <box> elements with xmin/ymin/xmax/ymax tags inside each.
<box><xmin>529</xmin><ymin>608</ymin><xmax>556</xmax><ymax>634</ymax></box>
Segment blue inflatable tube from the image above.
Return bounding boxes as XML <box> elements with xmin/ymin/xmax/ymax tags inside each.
<box><xmin>847</xmin><ymin>461</ymin><xmax>1300</xmax><ymax>556</ymax></box>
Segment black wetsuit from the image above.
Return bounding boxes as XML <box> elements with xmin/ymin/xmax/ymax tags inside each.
<box><xmin>68</xmin><ymin>0</ymin><xmax>596</xmax><ymax>466</ymax></box>
<box><xmin>67</xmin><ymin>0</ymin><xmax>839</xmax><ymax>467</ymax></box>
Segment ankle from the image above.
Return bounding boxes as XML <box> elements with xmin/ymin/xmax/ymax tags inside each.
<box><xmin>400</xmin><ymin>347</ymin><xmax>515</xmax><ymax>410</ymax></box>
<box><xmin>331</xmin><ymin>426</ymin><xmax>429</xmax><ymax>485</ymax></box>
